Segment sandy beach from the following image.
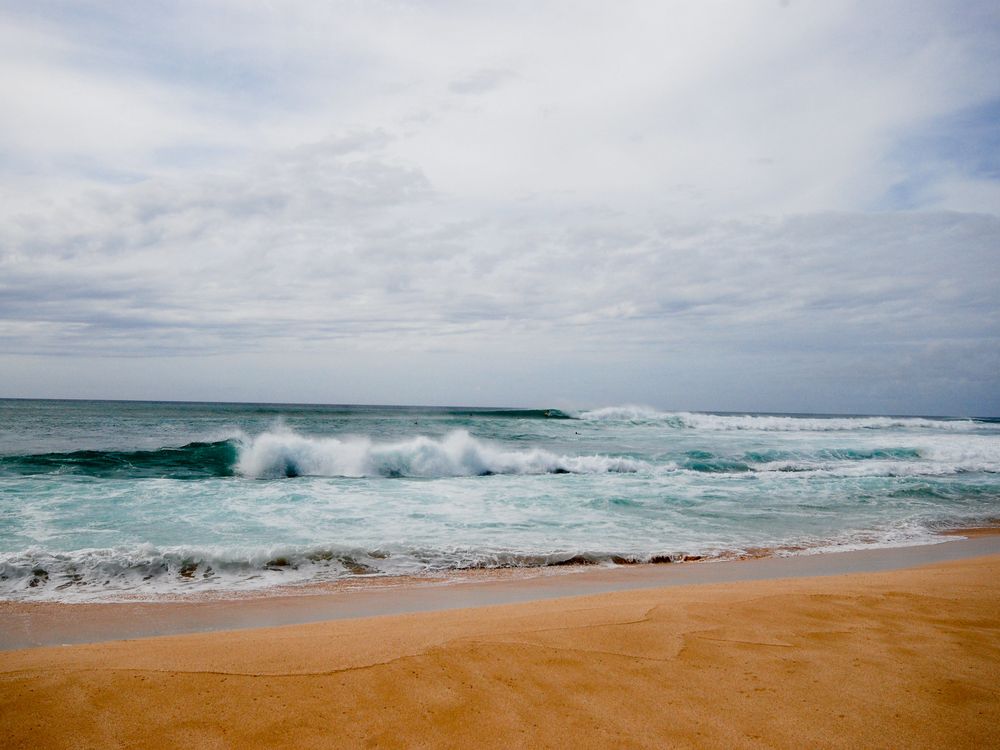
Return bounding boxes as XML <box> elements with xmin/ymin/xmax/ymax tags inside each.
<box><xmin>2</xmin><ymin>542</ymin><xmax>999</xmax><ymax>749</ymax></box>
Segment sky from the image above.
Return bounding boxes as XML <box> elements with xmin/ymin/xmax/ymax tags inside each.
<box><xmin>0</xmin><ymin>1</ymin><xmax>998</xmax><ymax>415</ymax></box>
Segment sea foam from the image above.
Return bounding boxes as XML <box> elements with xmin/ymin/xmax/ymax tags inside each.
<box><xmin>578</xmin><ymin>406</ymin><xmax>987</xmax><ymax>431</ymax></box>
<box><xmin>235</xmin><ymin>429</ymin><xmax>646</xmax><ymax>478</ymax></box>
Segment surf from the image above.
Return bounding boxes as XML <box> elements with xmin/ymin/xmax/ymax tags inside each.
<box><xmin>577</xmin><ymin>406</ymin><xmax>990</xmax><ymax>431</ymax></box>
<box><xmin>235</xmin><ymin>429</ymin><xmax>646</xmax><ymax>478</ymax></box>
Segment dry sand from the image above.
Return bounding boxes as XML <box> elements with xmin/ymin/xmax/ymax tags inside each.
<box><xmin>2</xmin><ymin>553</ymin><xmax>999</xmax><ymax>748</ymax></box>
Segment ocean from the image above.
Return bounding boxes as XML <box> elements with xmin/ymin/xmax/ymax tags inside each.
<box><xmin>1</xmin><ymin>399</ymin><xmax>997</xmax><ymax>601</ymax></box>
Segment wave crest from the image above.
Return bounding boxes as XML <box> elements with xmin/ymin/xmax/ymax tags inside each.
<box><xmin>235</xmin><ymin>429</ymin><xmax>646</xmax><ymax>478</ymax></box>
<box><xmin>577</xmin><ymin>405</ymin><xmax>684</xmax><ymax>425</ymax></box>
<box><xmin>578</xmin><ymin>406</ymin><xmax>988</xmax><ymax>431</ymax></box>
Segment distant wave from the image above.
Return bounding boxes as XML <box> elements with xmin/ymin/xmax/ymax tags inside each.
<box><xmin>448</xmin><ymin>408</ymin><xmax>573</xmax><ymax>419</ymax></box>
<box><xmin>577</xmin><ymin>406</ymin><xmax>990</xmax><ymax>431</ymax></box>
<box><xmin>576</xmin><ymin>405</ymin><xmax>687</xmax><ymax>425</ymax></box>
<box><xmin>235</xmin><ymin>429</ymin><xmax>646</xmax><ymax>478</ymax></box>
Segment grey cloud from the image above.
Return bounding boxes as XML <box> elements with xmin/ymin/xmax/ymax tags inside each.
<box><xmin>449</xmin><ymin>68</ymin><xmax>516</xmax><ymax>95</ymax></box>
<box><xmin>2</xmin><ymin>141</ymin><xmax>997</xmax><ymax>370</ymax></box>
<box><xmin>1</xmin><ymin>2</ymin><xmax>999</xmax><ymax>413</ymax></box>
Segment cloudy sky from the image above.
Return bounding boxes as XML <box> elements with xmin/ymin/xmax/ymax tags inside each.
<box><xmin>1</xmin><ymin>1</ymin><xmax>998</xmax><ymax>415</ymax></box>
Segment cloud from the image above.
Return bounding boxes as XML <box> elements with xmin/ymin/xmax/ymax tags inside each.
<box><xmin>2</xmin><ymin>145</ymin><xmax>995</xmax><ymax>359</ymax></box>
<box><xmin>449</xmin><ymin>68</ymin><xmax>516</xmax><ymax>95</ymax></box>
<box><xmin>0</xmin><ymin>1</ymin><xmax>998</xmax><ymax>413</ymax></box>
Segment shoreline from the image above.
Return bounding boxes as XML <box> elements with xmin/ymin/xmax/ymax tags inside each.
<box><xmin>8</xmin><ymin>521</ymin><xmax>1000</xmax><ymax>608</ymax></box>
<box><xmin>3</xmin><ymin>529</ymin><xmax>999</xmax><ymax>651</ymax></box>
<box><xmin>2</xmin><ymin>548</ymin><xmax>998</xmax><ymax>748</ymax></box>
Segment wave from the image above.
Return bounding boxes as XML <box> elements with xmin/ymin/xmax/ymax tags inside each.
<box><xmin>677</xmin><ymin>441</ymin><xmax>1000</xmax><ymax>476</ymax></box>
<box><xmin>2</xmin><ymin>543</ymin><xmax>681</xmax><ymax>601</ymax></box>
<box><xmin>0</xmin><ymin>544</ymin><xmax>372</xmax><ymax>600</ymax></box>
<box><xmin>0</xmin><ymin>440</ymin><xmax>238</xmax><ymax>479</ymax></box>
<box><xmin>745</xmin><ymin>461</ymin><xmax>998</xmax><ymax>478</ymax></box>
<box><xmin>235</xmin><ymin>429</ymin><xmax>646</xmax><ymax>478</ymax></box>
<box><xmin>577</xmin><ymin>406</ymin><xmax>991</xmax><ymax>431</ymax></box>
<box><xmin>234</xmin><ymin>432</ymin><xmax>997</xmax><ymax>479</ymax></box>
<box><xmin>447</xmin><ymin>408</ymin><xmax>573</xmax><ymax>419</ymax></box>
<box><xmin>0</xmin><ymin>544</ymin><xmax>666</xmax><ymax>600</ymax></box>
<box><xmin>2</xmin><ymin>426</ymin><xmax>994</xmax><ymax>481</ymax></box>
<box><xmin>576</xmin><ymin>405</ymin><xmax>686</xmax><ymax>425</ymax></box>
<box><xmin>4</xmin><ymin>518</ymin><xmax>987</xmax><ymax>601</ymax></box>
<box><xmin>0</xmin><ymin>431</ymin><xmax>645</xmax><ymax>480</ymax></box>
<box><xmin>680</xmin><ymin>413</ymin><xmax>988</xmax><ymax>432</ymax></box>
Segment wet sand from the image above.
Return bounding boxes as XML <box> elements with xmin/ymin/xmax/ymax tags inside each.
<box><xmin>2</xmin><ymin>542</ymin><xmax>999</xmax><ymax>748</ymax></box>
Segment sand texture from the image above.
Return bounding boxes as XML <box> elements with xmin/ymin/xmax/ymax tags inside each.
<box><xmin>2</xmin><ymin>554</ymin><xmax>999</xmax><ymax>749</ymax></box>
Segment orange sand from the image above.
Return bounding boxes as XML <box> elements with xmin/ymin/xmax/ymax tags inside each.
<box><xmin>2</xmin><ymin>554</ymin><xmax>999</xmax><ymax>749</ymax></box>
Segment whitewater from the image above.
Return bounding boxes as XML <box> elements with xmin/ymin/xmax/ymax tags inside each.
<box><xmin>1</xmin><ymin>399</ymin><xmax>997</xmax><ymax>601</ymax></box>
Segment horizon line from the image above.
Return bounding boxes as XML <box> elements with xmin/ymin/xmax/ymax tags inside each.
<box><xmin>0</xmin><ymin>396</ymin><xmax>994</xmax><ymax>421</ymax></box>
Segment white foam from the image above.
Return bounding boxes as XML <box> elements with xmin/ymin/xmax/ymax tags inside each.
<box><xmin>746</xmin><ymin>435</ymin><xmax>1000</xmax><ymax>477</ymax></box>
<box><xmin>680</xmin><ymin>413</ymin><xmax>987</xmax><ymax>432</ymax></box>
<box><xmin>3</xmin><ymin>521</ymin><xmax>981</xmax><ymax>602</ymax></box>
<box><xmin>748</xmin><ymin>460</ymin><xmax>995</xmax><ymax>478</ymax></box>
<box><xmin>235</xmin><ymin>429</ymin><xmax>648</xmax><ymax>479</ymax></box>
<box><xmin>578</xmin><ymin>406</ymin><xmax>989</xmax><ymax>432</ymax></box>
<box><xmin>577</xmin><ymin>405</ymin><xmax>679</xmax><ymax>423</ymax></box>
<box><xmin>0</xmin><ymin>543</ymin><xmax>356</xmax><ymax>601</ymax></box>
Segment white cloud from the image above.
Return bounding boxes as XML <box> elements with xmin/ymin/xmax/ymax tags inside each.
<box><xmin>0</xmin><ymin>1</ymin><xmax>998</xmax><ymax>413</ymax></box>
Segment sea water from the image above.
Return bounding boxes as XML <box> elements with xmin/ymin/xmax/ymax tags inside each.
<box><xmin>0</xmin><ymin>399</ymin><xmax>997</xmax><ymax>600</ymax></box>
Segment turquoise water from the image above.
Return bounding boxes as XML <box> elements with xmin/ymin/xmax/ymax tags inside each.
<box><xmin>1</xmin><ymin>399</ymin><xmax>998</xmax><ymax>600</ymax></box>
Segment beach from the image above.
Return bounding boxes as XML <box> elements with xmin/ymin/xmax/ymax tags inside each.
<box><xmin>3</xmin><ymin>538</ymin><xmax>999</xmax><ymax>749</ymax></box>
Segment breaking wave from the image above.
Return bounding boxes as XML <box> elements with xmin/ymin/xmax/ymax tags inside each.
<box><xmin>235</xmin><ymin>429</ymin><xmax>646</xmax><ymax>478</ymax></box>
<box><xmin>577</xmin><ymin>406</ymin><xmax>992</xmax><ymax>431</ymax></box>
<box><xmin>2</xmin><ymin>431</ymin><xmax>996</xmax><ymax>480</ymax></box>
<box><xmin>0</xmin><ymin>431</ymin><xmax>646</xmax><ymax>480</ymax></box>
